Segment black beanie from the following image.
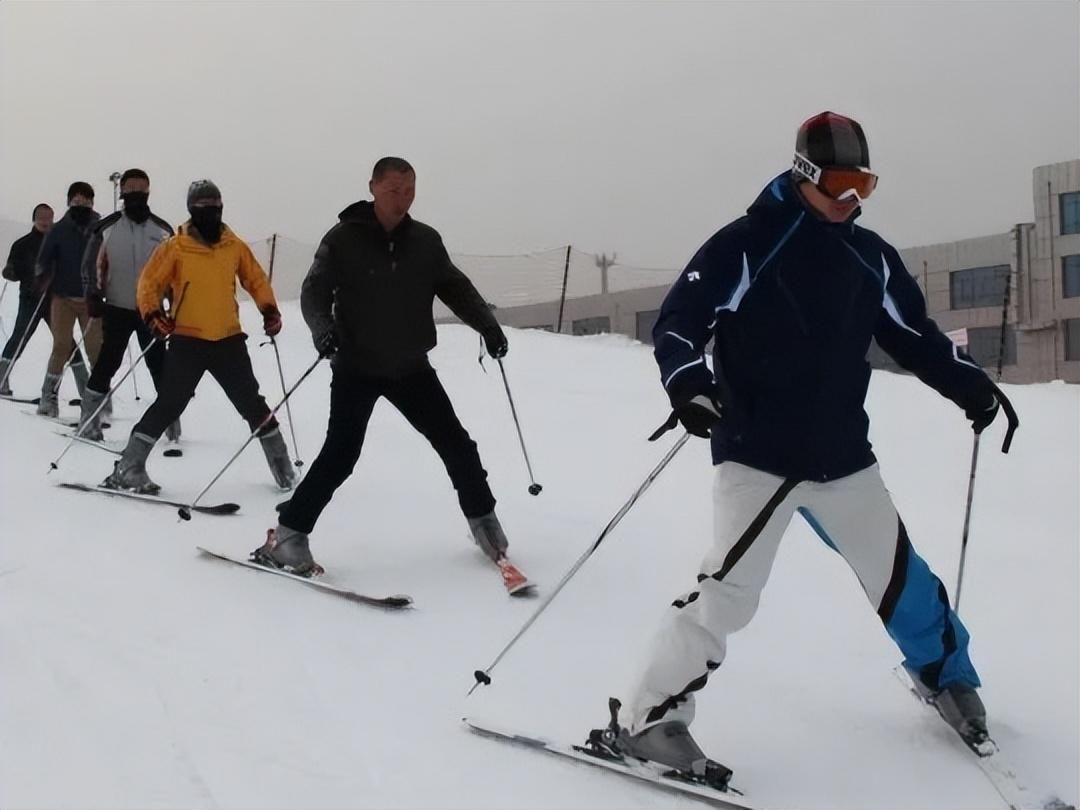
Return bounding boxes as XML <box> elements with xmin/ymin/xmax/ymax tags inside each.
<box><xmin>795</xmin><ymin>112</ymin><xmax>870</xmax><ymax>171</ymax></box>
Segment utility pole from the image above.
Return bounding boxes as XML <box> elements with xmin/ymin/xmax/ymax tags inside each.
<box><xmin>596</xmin><ymin>252</ymin><xmax>616</xmax><ymax>295</ymax></box>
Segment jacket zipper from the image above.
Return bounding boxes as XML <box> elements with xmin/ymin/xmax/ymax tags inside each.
<box><xmin>389</xmin><ymin>240</ymin><xmax>396</xmax><ymax>271</ymax></box>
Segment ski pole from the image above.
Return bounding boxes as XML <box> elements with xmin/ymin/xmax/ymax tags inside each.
<box><xmin>269</xmin><ymin>336</ymin><xmax>302</xmax><ymax>468</ymax></box>
<box><xmin>469</xmin><ymin>431</ymin><xmax>691</xmax><ymax>694</ymax></box>
<box><xmin>0</xmin><ymin>281</ymin><xmax>9</xmax><ymax>340</ymax></box>
<box><xmin>127</xmin><ymin>341</ymin><xmax>141</xmax><ymax>400</ymax></box>
<box><xmin>497</xmin><ymin>358</ymin><xmax>542</xmax><ymax>496</ymax></box>
<box><xmin>48</xmin><ymin>337</ymin><xmax>162</xmax><ymax>471</ymax></box>
<box><xmin>49</xmin><ymin>284</ymin><xmax>189</xmax><ymax>471</ymax></box>
<box><xmin>954</xmin><ymin>433</ymin><xmax>980</xmax><ymax>615</ymax></box>
<box><xmin>954</xmin><ymin>383</ymin><xmax>1019</xmax><ymax>614</ymax></box>
<box><xmin>177</xmin><ymin>353</ymin><xmax>325</xmax><ymax>521</ymax></box>
<box><xmin>0</xmin><ymin>287</ymin><xmax>49</xmax><ymax>393</ymax></box>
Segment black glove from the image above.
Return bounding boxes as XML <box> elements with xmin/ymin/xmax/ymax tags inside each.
<box><xmin>145</xmin><ymin>310</ymin><xmax>175</xmax><ymax>339</ymax></box>
<box><xmin>650</xmin><ymin>393</ymin><xmax>723</xmax><ymax>441</ymax></box>
<box><xmin>484</xmin><ymin>325</ymin><xmax>508</xmax><ymax>359</ymax></box>
<box><xmin>314</xmin><ymin>328</ymin><xmax>340</xmax><ymax>358</ymax></box>
<box><xmin>965</xmin><ymin>390</ymin><xmax>1000</xmax><ymax>434</ymax></box>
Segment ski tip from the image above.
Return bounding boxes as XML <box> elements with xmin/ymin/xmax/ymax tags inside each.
<box><xmin>163</xmin><ymin>448</ymin><xmax>183</xmax><ymax>458</ymax></box>
<box><xmin>508</xmin><ymin>582</ymin><xmax>538</xmax><ymax>598</ymax></box>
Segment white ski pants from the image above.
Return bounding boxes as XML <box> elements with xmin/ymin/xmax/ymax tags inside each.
<box><xmin>622</xmin><ymin>461</ymin><xmax>978</xmax><ymax>732</ymax></box>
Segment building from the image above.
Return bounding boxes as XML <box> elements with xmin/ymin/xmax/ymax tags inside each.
<box><xmin>486</xmin><ymin>159</ymin><xmax>1080</xmax><ymax>384</ymax></box>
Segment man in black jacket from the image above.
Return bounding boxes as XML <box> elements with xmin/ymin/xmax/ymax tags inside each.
<box><xmin>1</xmin><ymin>204</ymin><xmax>54</xmax><ymax>396</ymax></box>
<box><xmin>33</xmin><ymin>182</ymin><xmax>102</xmax><ymax>416</ymax></box>
<box><xmin>255</xmin><ymin>157</ymin><xmax>512</xmax><ymax>578</ymax></box>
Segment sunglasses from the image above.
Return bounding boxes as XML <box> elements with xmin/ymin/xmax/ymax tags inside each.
<box><xmin>793</xmin><ymin>153</ymin><xmax>878</xmax><ymax>202</ymax></box>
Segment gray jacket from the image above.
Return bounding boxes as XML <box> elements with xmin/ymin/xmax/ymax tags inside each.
<box><xmin>83</xmin><ymin>211</ymin><xmax>173</xmax><ymax>310</ymax></box>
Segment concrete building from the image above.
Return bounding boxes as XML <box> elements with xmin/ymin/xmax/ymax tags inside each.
<box><xmin>481</xmin><ymin>159</ymin><xmax>1080</xmax><ymax>384</ymax></box>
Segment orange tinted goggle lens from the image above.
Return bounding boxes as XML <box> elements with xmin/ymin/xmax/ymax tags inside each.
<box><xmin>819</xmin><ymin>168</ymin><xmax>878</xmax><ymax>200</ymax></box>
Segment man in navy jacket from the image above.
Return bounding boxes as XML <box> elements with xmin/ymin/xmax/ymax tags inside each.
<box><xmin>610</xmin><ymin>112</ymin><xmax>1010</xmax><ymax>781</ymax></box>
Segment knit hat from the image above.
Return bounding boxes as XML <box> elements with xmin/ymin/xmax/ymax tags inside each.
<box><xmin>794</xmin><ymin>112</ymin><xmax>870</xmax><ymax>175</ymax></box>
<box><xmin>186</xmin><ymin>179</ymin><xmax>222</xmax><ymax>209</ymax></box>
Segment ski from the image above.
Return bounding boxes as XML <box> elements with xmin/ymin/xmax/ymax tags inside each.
<box><xmin>496</xmin><ymin>556</ymin><xmax>535</xmax><ymax>597</ymax></box>
<box><xmin>22</xmin><ymin>410</ymin><xmax>110</xmax><ymax>429</ymax></box>
<box><xmin>196</xmin><ymin>546</ymin><xmax>413</xmax><ymax>609</ymax></box>
<box><xmin>0</xmin><ymin>394</ymin><xmax>40</xmax><ymax>405</ymax></box>
<box><xmin>52</xmin><ymin>429</ymin><xmax>124</xmax><ymax>455</ymax></box>
<box><xmin>56</xmin><ymin>482</ymin><xmax>240</xmax><ymax>515</ymax></box>
<box><xmin>463</xmin><ymin>718</ymin><xmax>757</xmax><ymax>809</ymax></box>
<box><xmin>893</xmin><ymin>666</ymin><xmax>1075</xmax><ymax>810</ymax></box>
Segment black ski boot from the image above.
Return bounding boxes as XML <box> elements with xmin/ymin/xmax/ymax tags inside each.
<box><xmin>907</xmin><ymin>668</ymin><xmax>994</xmax><ymax>756</ymax></box>
<box><xmin>585</xmin><ymin>698</ymin><xmax>734</xmax><ymax>792</ymax></box>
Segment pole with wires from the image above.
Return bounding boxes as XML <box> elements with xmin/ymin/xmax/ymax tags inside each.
<box><xmin>497</xmin><ymin>358</ymin><xmax>541</xmax><ymax>495</ymax></box>
<box><xmin>177</xmin><ymin>353</ymin><xmax>325</xmax><ymax>520</ymax></box>
<box><xmin>264</xmin><ymin>234</ymin><xmax>302</xmax><ymax>468</ymax></box>
<box><xmin>469</xmin><ymin>432</ymin><xmax>690</xmax><ymax>694</ymax></box>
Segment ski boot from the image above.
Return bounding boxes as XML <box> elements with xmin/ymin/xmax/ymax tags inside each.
<box><xmin>585</xmin><ymin>698</ymin><xmax>734</xmax><ymax>791</ymax></box>
<box><xmin>0</xmin><ymin>358</ymin><xmax>13</xmax><ymax>396</ymax></box>
<box><xmin>259</xmin><ymin>427</ymin><xmax>296</xmax><ymax>490</ymax></box>
<box><xmin>78</xmin><ymin>387</ymin><xmax>108</xmax><ymax>441</ymax></box>
<box><xmin>906</xmin><ymin>668</ymin><xmax>993</xmax><ymax>756</ymax></box>
<box><xmin>102</xmin><ymin>432</ymin><xmax>161</xmax><ymax>494</ymax></box>
<box><xmin>252</xmin><ymin>525</ymin><xmax>323</xmax><ymax>577</ymax></box>
<box><xmin>36</xmin><ymin>372</ymin><xmax>61</xmax><ymax>417</ymax></box>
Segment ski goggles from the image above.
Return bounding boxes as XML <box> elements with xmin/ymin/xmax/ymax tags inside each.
<box><xmin>792</xmin><ymin>153</ymin><xmax>878</xmax><ymax>202</ymax></box>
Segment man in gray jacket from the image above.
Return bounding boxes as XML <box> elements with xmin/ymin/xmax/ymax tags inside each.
<box><xmin>78</xmin><ymin>169</ymin><xmax>174</xmax><ymax>441</ymax></box>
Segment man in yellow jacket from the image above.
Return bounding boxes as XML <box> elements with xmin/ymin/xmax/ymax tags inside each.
<box><xmin>103</xmin><ymin>180</ymin><xmax>295</xmax><ymax>494</ymax></box>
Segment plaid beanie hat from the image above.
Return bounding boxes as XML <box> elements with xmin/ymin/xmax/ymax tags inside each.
<box><xmin>186</xmin><ymin>179</ymin><xmax>222</xmax><ymax>209</ymax></box>
<box><xmin>795</xmin><ymin>112</ymin><xmax>870</xmax><ymax>171</ymax></box>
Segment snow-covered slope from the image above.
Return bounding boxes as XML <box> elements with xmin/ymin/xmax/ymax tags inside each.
<box><xmin>0</xmin><ymin>298</ymin><xmax>1076</xmax><ymax>810</ymax></box>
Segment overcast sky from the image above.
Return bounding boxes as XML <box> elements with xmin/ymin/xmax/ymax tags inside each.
<box><xmin>1</xmin><ymin>1</ymin><xmax>1077</xmax><ymax>267</ymax></box>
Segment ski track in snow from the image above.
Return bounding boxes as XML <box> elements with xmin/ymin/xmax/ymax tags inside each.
<box><xmin>0</xmin><ymin>296</ymin><xmax>1076</xmax><ymax>810</ymax></box>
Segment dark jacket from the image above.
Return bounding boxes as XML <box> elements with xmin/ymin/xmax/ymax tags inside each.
<box><xmin>301</xmin><ymin>200</ymin><xmax>499</xmax><ymax>376</ymax></box>
<box><xmin>2</xmin><ymin>228</ymin><xmax>46</xmax><ymax>296</ymax></box>
<box><xmin>653</xmin><ymin>173</ymin><xmax>994</xmax><ymax>482</ymax></box>
<box><xmin>35</xmin><ymin>208</ymin><xmax>101</xmax><ymax>298</ymax></box>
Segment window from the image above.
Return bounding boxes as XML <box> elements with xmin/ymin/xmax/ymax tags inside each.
<box><xmin>1063</xmin><ymin>255</ymin><xmax>1080</xmax><ymax>298</ymax></box>
<box><xmin>572</xmin><ymin>316</ymin><xmax>610</xmax><ymax>336</ymax></box>
<box><xmin>635</xmin><ymin>309</ymin><xmax>660</xmax><ymax>344</ymax></box>
<box><xmin>965</xmin><ymin>325</ymin><xmax>1016</xmax><ymax>367</ymax></box>
<box><xmin>949</xmin><ymin>265</ymin><xmax>1010</xmax><ymax>310</ymax></box>
<box><xmin>1066</xmin><ymin>319</ymin><xmax>1080</xmax><ymax>362</ymax></box>
<box><xmin>1061</xmin><ymin>192</ymin><xmax>1080</xmax><ymax>236</ymax></box>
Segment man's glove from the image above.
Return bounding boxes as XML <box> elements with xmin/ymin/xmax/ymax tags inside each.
<box><xmin>484</xmin><ymin>324</ymin><xmax>508</xmax><ymax>359</ymax></box>
<box><xmin>86</xmin><ymin>294</ymin><xmax>105</xmax><ymax>319</ymax></box>
<box><xmin>965</xmin><ymin>389</ymin><xmax>1000</xmax><ymax>434</ymax></box>
<box><xmin>650</xmin><ymin>392</ymin><xmax>723</xmax><ymax>441</ymax></box>
<box><xmin>314</xmin><ymin>328</ymin><xmax>340</xmax><ymax>358</ymax></box>
<box><xmin>145</xmin><ymin>310</ymin><xmax>175</xmax><ymax>339</ymax></box>
<box><xmin>262</xmin><ymin>307</ymin><xmax>282</xmax><ymax>337</ymax></box>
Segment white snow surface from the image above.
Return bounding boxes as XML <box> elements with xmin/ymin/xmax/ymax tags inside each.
<box><xmin>0</xmin><ymin>298</ymin><xmax>1077</xmax><ymax>810</ymax></box>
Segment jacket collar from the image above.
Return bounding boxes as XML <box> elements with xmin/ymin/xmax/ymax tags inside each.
<box><xmin>338</xmin><ymin>199</ymin><xmax>413</xmax><ymax>238</ymax></box>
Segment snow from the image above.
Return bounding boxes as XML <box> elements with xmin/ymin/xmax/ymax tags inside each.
<box><xmin>0</xmin><ymin>298</ymin><xmax>1076</xmax><ymax>810</ymax></box>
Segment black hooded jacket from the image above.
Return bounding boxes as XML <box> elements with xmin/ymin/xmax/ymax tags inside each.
<box><xmin>301</xmin><ymin>201</ymin><xmax>499</xmax><ymax>377</ymax></box>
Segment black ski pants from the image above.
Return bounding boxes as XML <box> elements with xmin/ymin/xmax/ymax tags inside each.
<box><xmin>131</xmin><ymin>334</ymin><xmax>276</xmax><ymax>441</ymax></box>
<box><xmin>279</xmin><ymin>365</ymin><xmax>495</xmax><ymax>534</ymax></box>
<box><xmin>2</xmin><ymin>292</ymin><xmax>86</xmax><ymax>369</ymax></box>
<box><xmin>87</xmin><ymin>305</ymin><xmax>165</xmax><ymax>394</ymax></box>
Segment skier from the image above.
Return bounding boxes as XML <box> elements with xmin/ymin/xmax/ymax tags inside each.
<box><xmin>102</xmin><ymin>179</ymin><xmax>294</xmax><ymax>494</ymax></box>
<box><xmin>32</xmin><ymin>183</ymin><xmax>101</xmax><ymax>415</ymax></box>
<box><xmin>1</xmin><ymin>203</ymin><xmax>59</xmax><ymax>395</ymax></box>
<box><xmin>253</xmin><ymin>156</ymin><xmax>512</xmax><ymax>579</ymax></box>
<box><xmin>602</xmin><ymin>112</ymin><xmax>1013</xmax><ymax>781</ymax></box>
<box><xmin>78</xmin><ymin>168</ymin><xmax>176</xmax><ymax>441</ymax></box>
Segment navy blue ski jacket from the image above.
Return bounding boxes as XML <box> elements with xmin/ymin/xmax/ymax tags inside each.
<box><xmin>653</xmin><ymin>173</ymin><xmax>994</xmax><ymax>482</ymax></box>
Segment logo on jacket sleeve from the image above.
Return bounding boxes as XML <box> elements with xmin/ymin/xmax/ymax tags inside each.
<box><xmin>687</xmin><ymin>271</ymin><xmax>701</xmax><ymax>282</ymax></box>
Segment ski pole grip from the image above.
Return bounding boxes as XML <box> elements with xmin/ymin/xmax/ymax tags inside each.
<box><xmin>990</xmin><ymin>383</ymin><xmax>1019</xmax><ymax>454</ymax></box>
